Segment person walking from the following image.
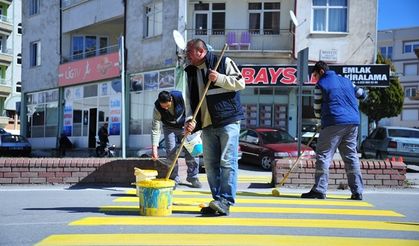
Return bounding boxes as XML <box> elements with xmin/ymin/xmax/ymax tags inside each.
<box><xmin>97</xmin><ymin>122</ymin><xmax>109</xmax><ymax>156</ymax></box>
<box><xmin>301</xmin><ymin>61</ymin><xmax>367</xmax><ymax>200</ymax></box>
<box><xmin>184</xmin><ymin>39</ymin><xmax>245</xmax><ymax>215</ymax></box>
<box><xmin>151</xmin><ymin>90</ymin><xmax>201</xmax><ymax>188</ymax></box>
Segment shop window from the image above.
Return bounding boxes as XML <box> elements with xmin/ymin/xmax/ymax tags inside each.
<box><xmin>84</xmin><ymin>84</ymin><xmax>98</xmax><ymax>98</ymax></box>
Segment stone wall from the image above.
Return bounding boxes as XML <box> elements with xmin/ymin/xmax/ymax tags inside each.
<box><xmin>273</xmin><ymin>159</ymin><xmax>407</xmax><ymax>188</ymax></box>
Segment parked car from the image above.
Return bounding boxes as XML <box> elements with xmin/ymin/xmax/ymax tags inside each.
<box><xmin>360</xmin><ymin>126</ymin><xmax>419</xmax><ymax>164</ymax></box>
<box><xmin>239</xmin><ymin>127</ymin><xmax>316</xmax><ymax>170</ymax></box>
<box><xmin>0</xmin><ymin>128</ymin><xmax>11</xmax><ymax>135</ymax></box>
<box><xmin>301</xmin><ymin>119</ymin><xmax>320</xmax><ymax>150</ymax></box>
<box><xmin>0</xmin><ymin>134</ymin><xmax>32</xmax><ymax>157</ymax></box>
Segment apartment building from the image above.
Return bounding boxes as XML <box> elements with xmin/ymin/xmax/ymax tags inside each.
<box><xmin>378</xmin><ymin>26</ymin><xmax>419</xmax><ymax>128</ymax></box>
<box><xmin>21</xmin><ymin>0</ymin><xmax>378</xmax><ymax>153</ymax></box>
<box><xmin>0</xmin><ymin>0</ymin><xmax>21</xmax><ymax>134</ymax></box>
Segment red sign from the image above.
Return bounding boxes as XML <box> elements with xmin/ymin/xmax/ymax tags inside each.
<box><xmin>58</xmin><ymin>52</ymin><xmax>120</xmax><ymax>86</ymax></box>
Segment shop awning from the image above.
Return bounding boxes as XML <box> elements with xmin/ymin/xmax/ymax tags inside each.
<box><xmin>4</xmin><ymin>94</ymin><xmax>20</xmax><ymax>111</ymax></box>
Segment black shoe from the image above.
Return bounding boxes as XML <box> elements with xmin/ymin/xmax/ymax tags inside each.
<box><xmin>200</xmin><ymin>206</ymin><xmax>217</xmax><ymax>215</ymax></box>
<box><xmin>209</xmin><ymin>200</ymin><xmax>230</xmax><ymax>216</ymax></box>
<box><xmin>351</xmin><ymin>193</ymin><xmax>363</xmax><ymax>200</ymax></box>
<box><xmin>301</xmin><ymin>190</ymin><xmax>326</xmax><ymax>199</ymax></box>
<box><xmin>186</xmin><ymin>177</ymin><xmax>202</xmax><ymax>188</ymax></box>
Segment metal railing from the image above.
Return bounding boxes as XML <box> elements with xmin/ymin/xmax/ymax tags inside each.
<box><xmin>0</xmin><ymin>14</ymin><xmax>12</xmax><ymax>24</ymax></box>
<box><xmin>61</xmin><ymin>44</ymin><xmax>118</xmax><ymax>63</ymax></box>
<box><xmin>186</xmin><ymin>28</ymin><xmax>293</xmax><ymax>51</ymax></box>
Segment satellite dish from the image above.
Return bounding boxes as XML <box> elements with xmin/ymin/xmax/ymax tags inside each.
<box><xmin>289</xmin><ymin>10</ymin><xmax>299</xmax><ymax>27</ymax></box>
<box><xmin>173</xmin><ymin>30</ymin><xmax>186</xmax><ymax>50</ymax></box>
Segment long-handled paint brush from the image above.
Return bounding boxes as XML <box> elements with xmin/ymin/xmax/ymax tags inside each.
<box><xmin>165</xmin><ymin>43</ymin><xmax>229</xmax><ymax>181</ymax></box>
<box><xmin>272</xmin><ymin>126</ymin><xmax>320</xmax><ymax>197</ymax></box>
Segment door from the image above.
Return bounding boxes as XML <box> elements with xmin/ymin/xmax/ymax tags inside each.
<box><xmin>88</xmin><ymin>108</ymin><xmax>97</xmax><ymax>148</ymax></box>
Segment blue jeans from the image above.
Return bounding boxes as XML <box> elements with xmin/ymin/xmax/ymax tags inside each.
<box><xmin>313</xmin><ymin>124</ymin><xmax>364</xmax><ymax>195</ymax></box>
<box><xmin>163</xmin><ymin>126</ymin><xmax>199</xmax><ymax>183</ymax></box>
<box><xmin>202</xmin><ymin>122</ymin><xmax>240</xmax><ymax>205</ymax></box>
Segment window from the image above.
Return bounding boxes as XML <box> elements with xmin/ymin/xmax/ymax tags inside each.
<box><xmin>145</xmin><ymin>1</ymin><xmax>163</xmax><ymax>38</ymax></box>
<box><xmin>71</xmin><ymin>35</ymin><xmax>108</xmax><ymax>60</ymax></box>
<box><xmin>379</xmin><ymin>46</ymin><xmax>393</xmax><ymax>60</ymax></box>
<box><xmin>17</xmin><ymin>23</ymin><xmax>22</xmax><ymax>34</ymax></box>
<box><xmin>194</xmin><ymin>3</ymin><xmax>225</xmax><ymax>35</ymax></box>
<box><xmin>30</xmin><ymin>41</ymin><xmax>41</xmax><ymax>67</ymax></box>
<box><xmin>16</xmin><ymin>82</ymin><xmax>21</xmax><ymax>93</ymax></box>
<box><xmin>404</xmin><ymin>63</ymin><xmax>418</xmax><ymax>76</ymax></box>
<box><xmin>403</xmin><ymin>40</ymin><xmax>419</xmax><ymax>54</ymax></box>
<box><xmin>312</xmin><ymin>0</ymin><xmax>347</xmax><ymax>33</ymax></box>
<box><xmin>29</xmin><ymin>0</ymin><xmax>40</xmax><ymax>16</ymax></box>
<box><xmin>17</xmin><ymin>53</ymin><xmax>22</xmax><ymax>64</ymax></box>
<box><xmin>248</xmin><ymin>2</ymin><xmax>280</xmax><ymax>34</ymax></box>
<box><xmin>405</xmin><ymin>87</ymin><xmax>417</xmax><ymax>97</ymax></box>
<box><xmin>401</xmin><ymin>109</ymin><xmax>419</xmax><ymax>121</ymax></box>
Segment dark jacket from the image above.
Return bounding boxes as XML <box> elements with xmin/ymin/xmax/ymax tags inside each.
<box><xmin>154</xmin><ymin>90</ymin><xmax>186</xmax><ymax>128</ymax></box>
<box><xmin>317</xmin><ymin>70</ymin><xmax>361</xmax><ymax>127</ymax></box>
<box><xmin>185</xmin><ymin>52</ymin><xmax>244</xmax><ymax>129</ymax></box>
<box><xmin>98</xmin><ymin>126</ymin><xmax>109</xmax><ymax>144</ymax></box>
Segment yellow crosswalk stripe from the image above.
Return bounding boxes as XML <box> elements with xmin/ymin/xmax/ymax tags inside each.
<box><xmin>99</xmin><ymin>205</ymin><xmax>404</xmax><ymax>217</ymax></box>
<box><xmin>125</xmin><ymin>189</ymin><xmax>352</xmax><ymax>199</ymax></box>
<box><xmin>35</xmin><ymin>233</ymin><xmax>419</xmax><ymax>246</ymax></box>
<box><xmin>114</xmin><ymin>196</ymin><xmax>373</xmax><ymax>207</ymax></box>
<box><xmin>70</xmin><ymin>216</ymin><xmax>419</xmax><ymax>232</ymax></box>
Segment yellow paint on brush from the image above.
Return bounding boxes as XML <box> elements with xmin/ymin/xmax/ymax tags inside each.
<box><xmin>35</xmin><ymin>233</ymin><xmax>419</xmax><ymax>246</ymax></box>
<box><xmin>70</xmin><ymin>216</ymin><xmax>419</xmax><ymax>232</ymax></box>
<box><xmin>100</xmin><ymin>205</ymin><xmax>404</xmax><ymax>217</ymax></box>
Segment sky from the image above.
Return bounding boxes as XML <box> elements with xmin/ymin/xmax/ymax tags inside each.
<box><xmin>378</xmin><ymin>0</ymin><xmax>419</xmax><ymax>30</ymax></box>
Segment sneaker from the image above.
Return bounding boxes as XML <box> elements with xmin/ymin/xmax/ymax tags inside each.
<box><xmin>301</xmin><ymin>190</ymin><xmax>326</xmax><ymax>199</ymax></box>
<box><xmin>209</xmin><ymin>199</ymin><xmax>230</xmax><ymax>216</ymax></box>
<box><xmin>186</xmin><ymin>177</ymin><xmax>202</xmax><ymax>188</ymax></box>
<box><xmin>200</xmin><ymin>206</ymin><xmax>217</xmax><ymax>215</ymax></box>
<box><xmin>351</xmin><ymin>193</ymin><xmax>363</xmax><ymax>200</ymax></box>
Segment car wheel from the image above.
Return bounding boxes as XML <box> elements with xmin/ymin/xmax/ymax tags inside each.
<box><xmin>260</xmin><ymin>156</ymin><xmax>273</xmax><ymax>170</ymax></box>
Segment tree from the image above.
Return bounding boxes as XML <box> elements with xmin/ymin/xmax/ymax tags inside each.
<box><xmin>359</xmin><ymin>53</ymin><xmax>404</xmax><ymax>127</ymax></box>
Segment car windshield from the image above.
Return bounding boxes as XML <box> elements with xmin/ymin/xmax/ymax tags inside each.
<box><xmin>388</xmin><ymin>129</ymin><xmax>419</xmax><ymax>138</ymax></box>
<box><xmin>1</xmin><ymin>135</ymin><xmax>25</xmax><ymax>143</ymax></box>
<box><xmin>259</xmin><ymin>130</ymin><xmax>295</xmax><ymax>144</ymax></box>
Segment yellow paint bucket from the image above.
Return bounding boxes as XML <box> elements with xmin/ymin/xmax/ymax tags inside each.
<box><xmin>138</xmin><ymin>179</ymin><xmax>175</xmax><ymax>216</ymax></box>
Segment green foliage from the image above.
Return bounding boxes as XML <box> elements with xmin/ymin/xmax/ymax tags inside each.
<box><xmin>359</xmin><ymin>53</ymin><xmax>404</xmax><ymax>125</ymax></box>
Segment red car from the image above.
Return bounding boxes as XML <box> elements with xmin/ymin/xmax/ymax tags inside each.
<box><xmin>239</xmin><ymin>127</ymin><xmax>315</xmax><ymax>170</ymax></box>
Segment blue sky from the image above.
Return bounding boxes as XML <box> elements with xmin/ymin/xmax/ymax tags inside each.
<box><xmin>378</xmin><ymin>0</ymin><xmax>419</xmax><ymax>30</ymax></box>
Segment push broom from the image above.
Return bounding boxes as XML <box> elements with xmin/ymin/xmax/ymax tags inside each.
<box><xmin>272</xmin><ymin>125</ymin><xmax>320</xmax><ymax>197</ymax></box>
<box><xmin>165</xmin><ymin>31</ymin><xmax>229</xmax><ymax>181</ymax></box>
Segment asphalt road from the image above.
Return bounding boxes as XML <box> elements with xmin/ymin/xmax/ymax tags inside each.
<box><xmin>1</xmin><ymin>164</ymin><xmax>419</xmax><ymax>246</ymax></box>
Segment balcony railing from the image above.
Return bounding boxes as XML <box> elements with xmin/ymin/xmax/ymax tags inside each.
<box><xmin>61</xmin><ymin>44</ymin><xmax>118</xmax><ymax>64</ymax></box>
<box><xmin>62</xmin><ymin>0</ymin><xmax>89</xmax><ymax>9</ymax></box>
<box><xmin>0</xmin><ymin>14</ymin><xmax>12</xmax><ymax>24</ymax></box>
<box><xmin>186</xmin><ymin>28</ymin><xmax>293</xmax><ymax>52</ymax></box>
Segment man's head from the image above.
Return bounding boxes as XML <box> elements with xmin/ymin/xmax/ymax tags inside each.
<box><xmin>103</xmin><ymin>122</ymin><xmax>108</xmax><ymax>128</ymax></box>
<box><xmin>158</xmin><ymin>91</ymin><xmax>172</xmax><ymax>110</ymax></box>
<box><xmin>312</xmin><ymin>61</ymin><xmax>329</xmax><ymax>80</ymax></box>
<box><xmin>186</xmin><ymin>39</ymin><xmax>208</xmax><ymax>66</ymax></box>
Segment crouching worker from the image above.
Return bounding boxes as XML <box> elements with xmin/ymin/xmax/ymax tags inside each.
<box><xmin>151</xmin><ymin>90</ymin><xmax>202</xmax><ymax>188</ymax></box>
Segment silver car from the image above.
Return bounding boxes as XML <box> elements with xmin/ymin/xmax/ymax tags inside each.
<box><xmin>361</xmin><ymin>126</ymin><xmax>419</xmax><ymax>164</ymax></box>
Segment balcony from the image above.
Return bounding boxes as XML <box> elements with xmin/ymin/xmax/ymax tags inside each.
<box><xmin>61</xmin><ymin>44</ymin><xmax>118</xmax><ymax>64</ymax></box>
<box><xmin>186</xmin><ymin>28</ymin><xmax>293</xmax><ymax>56</ymax></box>
<box><xmin>0</xmin><ymin>79</ymin><xmax>11</xmax><ymax>95</ymax></box>
<box><xmin>0</xmin><ymin>14</ymin><xmax>12</xmax><ymax>33</ymax></box>
<box><xmin>0</xmin><ymin>48</ymin><xmax>12</xmax><ymax>63</ymax></box>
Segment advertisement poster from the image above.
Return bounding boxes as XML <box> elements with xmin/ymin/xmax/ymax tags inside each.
<box><xmin>159</xmin><ymin>69</ymin><xmax>175</xmax><ymax>89</ymax></box>
<box><xmin>109</xmin><ymin>95</ymin><xmax>121</xmax><ymax>135</ymax></box>
<box><xmin>63</xmin><ymin>102</ymin><xmax>73</xmax><ymax>136</ymax></box>
<box><xmin>144</xmin><ymin>72</ymin><xmax>158</xmax><ymax>90</ymax></box>
<box><xmin>130</xmin><ymin>73</ymin><xmax>144</xmax><ymax>92</ymax></box>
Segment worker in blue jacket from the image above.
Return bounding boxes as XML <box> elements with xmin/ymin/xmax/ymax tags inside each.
<box><xmin>302</xmin><ymin>61</ymin><xmax>367</xmax><ymax>201</ymax></box>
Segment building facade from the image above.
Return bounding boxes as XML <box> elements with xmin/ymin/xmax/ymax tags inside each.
<box><xmin>21</xmin><ymin>0</ymin><xmax>377</xmax><ymax>154</ymax></box>
<box><xmin>0</xmin><ymin>0</ymin><xmax>21</xmax><ymax>134</ymax></box>
<box><xmin>378</xmin><ymin>26</ymin><xmax>419</xmax><ymax>128</ymax></box>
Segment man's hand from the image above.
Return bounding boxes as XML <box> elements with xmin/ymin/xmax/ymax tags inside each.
<box><xmin>151</xmin><ymin>146</ymin><xmax>159</xmax><ymax>160</ymax></box>
<box><xmin>184</xmin><ymin>120</ymin><xmax>196</xmax><ymax>134</ymax></box>
<box><xmin>209</xmin><ymin>69</ymin><xmax>219</xmax><ymax>83</ymax></box>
